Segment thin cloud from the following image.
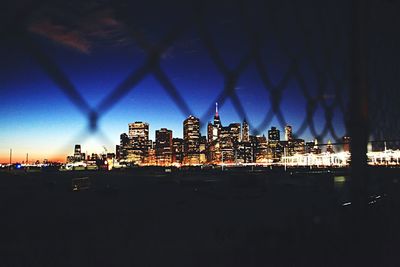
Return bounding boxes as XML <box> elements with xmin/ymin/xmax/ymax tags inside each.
<box><xmin>28</xmin><ymin>7</ymin><xmax>132</xmax><ymax>53</ymax></box>
<box><xmin>28</xmin><ymin>19</ymin><xmax>91</xmax><ymax>53</ymax></box>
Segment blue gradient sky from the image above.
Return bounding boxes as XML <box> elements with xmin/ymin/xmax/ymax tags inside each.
<box><xmin>0</xmin><ymin>0</ymin><xmax>348</xmax><ymax>162</ymax></box>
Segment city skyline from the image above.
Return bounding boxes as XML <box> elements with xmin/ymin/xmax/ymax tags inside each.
<box><xmin>0</xmin><ymin>102</ymin><xmax>344</xmax><ymax>164</ymax></box>
<box><xmin>56</xmin><ymin>102</ymin><xmax>351</xmax><ymax>167</ymax></box>
<box><xmin>1</xmin><ymin>1</ymin><xmax>352</xmax><ymax>163</ymax></box>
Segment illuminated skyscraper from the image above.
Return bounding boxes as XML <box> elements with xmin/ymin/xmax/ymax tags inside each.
<box><xmin>172</xmin><ymin>138</ymin><xmax>184</xmax><ymax>163</ymax></box>
<box><xmin>74</xmin><ymin>144</ymin><xmax>82</xmax><ymax>161</ymax></box>
<box><xmin>220</xmin><ymin>126</ymin><xmax>234</xmax><ymax>162</ymax></box>
<box><xmin>242</xmin><ymin>119</ymin><xmax>249</xmax><ymax>142</ymax></box>
<box><xmin>183</xmin><ymin>115</ymin><xmax>200</xmax><ymax>165</ymax></box>
<box><xmin>284</xmin><ymin>125</ymin><xmax>293</xmax><ymax>141</ymax></box>
<box><xmin>119</xmin><ymin>133</ymin><xmax>130</xmax><ymax>160</ymax></box>
<box><xmin>343</xmin><ymin>136</ymin><xmax>351</xmax><ymax>152</ymax></box>
<box><xmin>255</xmin><ymin>135</ymin><xmax>269</xmax><ymax>163</ymax></box>
<box><xmin>207</xmin><ymin>122</ymin><xmax>213</xmax><ymax>143</ymax></box>
<box><xmin>268</xmin><ymin>127</ymin><xmax>280</xmax><ymax>141</ymax></box>
<box><xmin>129</xmin><ymin>122</ymin><xmax>149</xmax><ymax>143</ymax></box>
<box><xmin>312</xmin><ymin>139</ymin><xmax>322</xmax><ymax>154</ymax></box>
<box><xmin>199</xmin><ymin>136</ymin><xmax>207</xmax><ymax>164</ymax></box>
<box><xmin>213</xmin><ymin>102</ymin><xmax>221</xmax><ymax>129</ymax></box>
<box><xmin>126</xmin><ymin>122</ymin><xmax>150</xmax><ymax>164</ymax></box>
<box><xmin>228</xmin><ymin>123</ymin><xmax>241</xmax><ymax>144</ymax></box>
<box><xmin>155</xmin><ymin>128</ymin><xmax>173</xmax><ymax>165</ymax></box>
<box><xmin>326</xmin><ymin>140</ymin><xmax>334</xmax><ymax>153</ymax></box>
<box><xmin>268</xmin><ymin>127</ymin><xmax>281</xmax><ymax>160</ymax></box>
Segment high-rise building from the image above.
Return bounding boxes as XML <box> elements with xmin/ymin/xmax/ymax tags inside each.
<box><xmin>284</xmin><ymin>125</ymin><xmax>293</xmax><ymax>141</ymax></box>
<box><xmin>119</xmin><ymin>133</ymin><xmax>130</xmax><ymax>160</ymax></box>
<box><xmin>305</xmin><ymin>141</ymin><xmax>315</xmax><ymax>154</ymax></box>
<box><xmin>268</xmin><ymin>127</ymin><xmax>281</xmax><ymax>160</ymax></box>
<box><xmin>312</xmin><ymin>139</ymin><xmax>322</xmax><ymax>154</ymax></box>
<box><xmin>172</xmin><ymin>138</ymin><xmax>184</xmax><ymax>163</ymax></box>
<box><xmin>129</xmin><ymin>122</ymin><xmax>149</xmax><ymax>143</ymax></box>
<box><xmin>228</xmin><ymin>123</ymin><xmax>241</xmax><ymax>144</ymax></box>
<box><xmin>206</xmin><ymin>103</ymin><xmax>223</xmax><ymax>163</ymax></box>
<box><xmin>255</xmin><ymin>135</ymin><xmax>269</xmax><ymax>163</ymax></box>
<box><xmin>242</xmin><ymin>119</ymin><xmax>249</xmax><ymax>142</ymax></box>
<box><xmin>74</xmin><ymin>144</ymin><xmax>82</xmax><ymax>161</ymax></box>
<box><xmin>220</xmin><ymin>126</ymin><xmax>234</xmax><ymax>162</ymax></box>
<box><xmin>293</xmin><ymin>139</ymin><xmax>305</xmax><ymax>154</ymax></box>
<box><xmin>343</xmin><ymin>136</ymin><xmax>351</xmax><ymax>152</ymax></box>
<box><xmin>326</xmin><ymin>140</ymin><xmax>334</xmax><ymax>153</ymax></box>
<box><xmin>207</xmin><ymin>122</ymin><xmax>213</xmax><ymax>143</ymax></box>
<box><xmin>183</xmin><ymin>115</ymin><xmax>200</xmax><ymax>165</ymax></box>
<box><xmin>199</xmin><ymin>136</ymin><xmax>207</xmax><ymax>164</ymax></box>
<box><xmin>237</xmin><ymin>141</ymin><xmax>253</xmax><ymax>163</ymax></box>
<box><xmin>268</xmin><ymin>127</ymin><xmax>280</xmax><ymax>141</ymax></box>
<box><xmin>115</xmin><ymin>145</ymin><xmax>121</xmax><ymax>160</ymax></box>
<box><xmin>213</xmin><ymin>102</ymin><xmax>222</xmax><ymax>129</ymax></box>
<box><xmin>127</xmin><ymin>122</ymin><xmax>150</xmax><ymax>164</ymax></box>
<box><xmin>155</xmin><ymin>128</ymin><xmax>173</xmax><ymax>165</ymax></box>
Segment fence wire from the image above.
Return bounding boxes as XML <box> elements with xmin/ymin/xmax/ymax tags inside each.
<box><xmin>1</xmin><ymin>0</ymin><xmax>398</xmax><ymax>154</ymax></box>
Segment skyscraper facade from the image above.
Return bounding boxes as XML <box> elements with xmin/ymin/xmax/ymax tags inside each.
<box><xmin>284</xmin><ymin>125</ymin><xmax>293</xmax><ymax>141</ymax></box>
<box><xmin>172</xmin><ymin>138</ymin><xmax>184</xmax><ymax>164</ymax></box>
<box><xmin>126</xmin><ymin>122</ymin><xmax>150</xmax><ymax>163</ymax></box>
<box><xmin>242</xmin><ymin>119</ymin><xmax>249</xmax><ymax>142</ymax></box>
<box><xmin>74</xmin><ymin>144</ymin><xmax>82</xmax><ymax>161</ymax></box>
<box><xmin>268</xmin><ymin>127</ymin><xmax>281</xmax><ymax>161</ymax></box>
<box><xmin>155</xmin><ymin>128</ymin><xmax>173</xmax><ymax>165</ymax></box>
<box><xmin>183</xmin><ymin>115</ymin><xmax>200</xmax><ymax>165</ymax></box>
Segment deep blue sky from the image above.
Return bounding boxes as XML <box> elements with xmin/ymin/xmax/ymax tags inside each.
<box><xmin>0</xmin><ymin>0</ymin><xmax>350</xmax><ymax>162</ymax></box>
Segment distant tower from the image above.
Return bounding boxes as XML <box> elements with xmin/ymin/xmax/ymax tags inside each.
<box><xmin>155</xmin><ymin>128</ymin><xmax>173</xmax><ymax>165</ymax></box>
<box><xmin>183</xmin><ymin>115</ymin><xmax>200</xmax><ymax>165</ymax></box>
<box><xmin>343</xmin><ymin>136</ymin><xmax>351</xmax><ymax>152</ymax></box>
<box><xmin>284</xmin><ymin>125</ymin><xmax>293</xmax><ymax>141</ymax></box>
<box><xmin>268</xmin><ymin>127</ymin><xmax>280</xmax><ymax>141</ymax></box>
<box><xmin>326</xmin><ymin>140</ymin><xmax>334</xmax><ymax>153</ymax></box>
<box><xmin>74</xmin><ymin>144</ymin><xmax>82</xmax><ymax>161</ymax></box>
<box><xmin>213</xmin><ymin>102</ymin><xmax>221</xmax><ymax>128</ymax></box>
<box><xmin>207</xmin><ymin>122</ymin><xmax>213</xmax><ymax>143</ymax></box>
<box><xmin>242</xmin><ymin>119</ymin><xmax>249</xmax><ymax>142</ymax></box>
<box><xmin>313</xmin><ymin>139</ymin><xmax>321</xmax><ymax>154</ymax></box>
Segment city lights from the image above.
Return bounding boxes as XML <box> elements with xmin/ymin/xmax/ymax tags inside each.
<box><xmin>58</xmin><ymin>102</ymin><xmax>400</xmax><ymax>169</ymax></box>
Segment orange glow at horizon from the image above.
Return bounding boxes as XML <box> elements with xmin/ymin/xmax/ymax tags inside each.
<box><xmin>0</xmin><ymin>153</ymin><xmax>66</xmax><ymax>164</ymax></box>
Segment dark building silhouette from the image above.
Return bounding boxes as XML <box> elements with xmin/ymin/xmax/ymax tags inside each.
<box><xmin>343</xmin><ymin>136</ymin><xmax>351</xmax><ymax>152</ymax></box>
<box><xmin>172</xmin><ymin>138</ymin><xmax>184</xmax><ymax>164</ymax></box>
<box><xmin>268</xmin><ymin>127</ymin><xmax>281</xmax><ymax>160</ymax></box>
<box><xmin>155</xmin><ymin>128</ymin><xmax>173</xmax><ymax>165</ymax></box>
<box><xmin>74</xmin><ymin>144</ymin><xmax>82</xmax><ymax>161</ymax></box>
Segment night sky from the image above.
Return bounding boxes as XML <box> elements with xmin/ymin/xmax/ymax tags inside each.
<box><xmin>0</xmin><ymin>0</ymin><xmax>359</xmax><ymax>162</ymax></box>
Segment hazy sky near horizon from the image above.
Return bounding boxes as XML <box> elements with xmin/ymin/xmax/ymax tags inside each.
<box><xmin>0</xmin><ymin>0</ymin><xmax>351</xmax><ymax>162</ymax></box>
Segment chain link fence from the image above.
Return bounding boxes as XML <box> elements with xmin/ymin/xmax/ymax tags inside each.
<box><xmin>1</xmin><ymin>0</ymin><xmax>399</xmax><ymax>156</ymax></box>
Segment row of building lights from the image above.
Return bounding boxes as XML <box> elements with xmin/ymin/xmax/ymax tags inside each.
<box><xmin>108</xmin><ymin>103</ymin><xmax>348</xmax><ymax>166</ymax></box>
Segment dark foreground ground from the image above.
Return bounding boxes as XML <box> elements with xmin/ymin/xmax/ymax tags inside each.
<box><xmin>1</xmin><ymin>167</ymin><xmax>400</xmax><ymax>267</ymax></box>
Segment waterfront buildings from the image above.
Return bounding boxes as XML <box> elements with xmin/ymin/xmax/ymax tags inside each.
<box><xmin>114</xmin><ymin>104</ymin><xmax>347</xmax><ymax>166</ymax></box>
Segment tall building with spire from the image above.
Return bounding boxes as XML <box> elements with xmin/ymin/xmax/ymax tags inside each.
<box><xmin>213</xmin><ymin>102</ymin><xmax>221</xmax><ymax>130</ymax></box>
<box><xmin>206</xmin><ymin>102</ymin><xmax>222</xmax><ymax>163</ymax></box>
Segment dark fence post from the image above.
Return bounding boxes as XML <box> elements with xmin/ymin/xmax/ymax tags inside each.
<box><xmin>350</xmin><ymin>0</ymin><xmax>369</xmax><ymax>213</ymax></box>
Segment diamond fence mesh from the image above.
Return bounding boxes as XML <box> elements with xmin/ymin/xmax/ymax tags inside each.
<box><xmin>1</xmin><ymin>0</ymin><xmax>399</xmax><ymax>157</ymax></box>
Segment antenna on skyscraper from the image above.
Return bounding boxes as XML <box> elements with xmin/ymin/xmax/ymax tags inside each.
<box><xmin>215</xmin><ymin>102</ymin><xmax>219</xmax><ymax>116</ymax></box>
